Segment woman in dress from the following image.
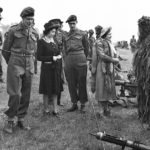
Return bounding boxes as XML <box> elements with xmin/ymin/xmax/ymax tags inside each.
<box><xmin>91</xmin><ymin>27</ymin><xmax>119</xmax><ymax>116</ymax></box>
<box><xmin>37</xmin><ymin>20</ymin><xmax>63</xmax><ymax>116</ymax></box>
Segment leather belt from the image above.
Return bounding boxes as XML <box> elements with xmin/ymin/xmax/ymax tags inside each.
<box><xmin>11</xmin><ymin>52</ymin><xmax>33</xmax><ymax>57</ymax></box>
<box><xmin>68</xmin><ymin>51</ymin><xmax>84</xmax><ymax>55</ymax></box>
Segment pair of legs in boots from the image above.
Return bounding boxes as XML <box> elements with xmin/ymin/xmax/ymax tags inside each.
<box><xmin>66</xmin><ymin>67</ymin><xmax>88</xmax><ymax>113</ymax></box>
<box><xmin>4</xmin><ymin>71</ymin><xmax>33</xmax><ymax>134</ymax></box>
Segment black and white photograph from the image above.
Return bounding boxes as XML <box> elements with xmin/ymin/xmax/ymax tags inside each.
<box><xmin>0</xmin><ymin>0</ymin><xmax>150</xmax><ymax>149</ymax></box>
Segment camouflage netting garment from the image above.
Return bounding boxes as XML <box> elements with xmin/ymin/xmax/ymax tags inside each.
<box><xmin>133</xmin><ymin>16</ymin><xmax>150</xmax><ymax>124</ymax></box>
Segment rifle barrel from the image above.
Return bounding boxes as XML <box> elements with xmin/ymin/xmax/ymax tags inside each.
<box><xmin>90</xmin><ymin>132</ymin><xmax>150</xmax><ymax>150</ymax></box>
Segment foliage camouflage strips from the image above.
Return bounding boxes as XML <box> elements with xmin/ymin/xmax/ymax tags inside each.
<box><xmin>134</xmin><ymin>16</ymin><xmax>150</xmax><ymax>124</ymax></box>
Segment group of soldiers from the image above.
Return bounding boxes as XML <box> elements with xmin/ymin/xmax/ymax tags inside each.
<box><xmin>0</xmin><ymin>6</ymin><xmax>99</xmax><ymax>134</ymax></box>
<box><xmin>0</xmin><ymin>5</ymin><xmax>128</xmax><ymax>134</ymax></box>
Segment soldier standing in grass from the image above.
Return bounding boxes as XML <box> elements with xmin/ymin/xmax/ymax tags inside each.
<box><xmin>130</xmin><ymin>35</ymin><xmax>137</xmax><ymax>53</ymax></box>
<box><xmin>64</xmin><ymin>15</ymin><xmax>89</xmax><ymax>113</ymax></box>
<box><xmin>2</xmin><ymin>7</ymin><xmax>38</xmax><ymax>133</ymax></box>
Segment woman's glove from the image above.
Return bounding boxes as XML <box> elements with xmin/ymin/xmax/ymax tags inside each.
<box><xmin>53</xmin><ymin>55</ymin><xmax>62</xmax><ymax>61</ymax></box>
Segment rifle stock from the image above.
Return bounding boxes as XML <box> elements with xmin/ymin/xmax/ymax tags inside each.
<box><xmin>115</xmin><ymin>80</ymin><xmax>137</xmax><ymax>87</ymax></box>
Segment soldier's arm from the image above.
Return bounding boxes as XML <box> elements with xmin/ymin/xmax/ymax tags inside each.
<box><xmin>62</xmin><ymin>35</ymin><xmax>69</xmax><ymax>59</ymax></box>
<box><xmin>2</xmin><ymin>29</ymin><xmax>14</xmax><ymax>64</ymax></box>
<box><xmin>82</xmin><ymin>34</ymin><xmax>89</xmax><ymax>57</ymax></box>
<box><xmin>61</xmin><ymin>36</ymin><xmax>67</xmax><ymax>58</ymax></box>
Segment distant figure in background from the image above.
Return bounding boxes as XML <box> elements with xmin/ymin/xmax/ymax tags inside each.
<box><xmin>88</xmin><ymin>29</ymin><xmax>95</xmax><ymax>70</ymax></box>
<box><xmin>91</xmin><ymin>27</ymin><xmax>119</xmax><ymax>117</ymax></box>
<box><xmin>64</xmin><ymin>15</ymin><xmax>89</xmax><ymax>113</ymax></box>
<box><xmin>37</xmin><ymin>20</ymin><xmax>63</xmax><ymax>116</ymax></box>
<box><xmin>2</xmin><ymin>7</ymin><xmax>39</xmax><ymax>133</ymax></box>
<box><xmin>130</xmin><ymin>35</ymin><xmax>137</xmax><ymax>53</ymax></box>
<box><xmin>0</xmin><ymin>7</ymin><xmax>4</xmax><ymax>82</ymax></box>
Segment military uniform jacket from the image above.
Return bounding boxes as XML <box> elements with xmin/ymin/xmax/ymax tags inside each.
<box><xmin>64</xmin><ymin>28</ymin><xmax>89</xmax><ymax>57</ymax></box>
<box><xmin>2</xmin><ymin>22</ymin><xmax>38</xmax><ymax>64</ymax></box>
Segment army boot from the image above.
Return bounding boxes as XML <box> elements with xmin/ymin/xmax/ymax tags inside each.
<box><xmin>3</xmin><ymin>121</ymin><xmax>14</xmax><ymax>134</ymax></box>
<box><xmin>67</xmin><ymin>103</ymin><xmax>78</xmax><ymax>112</ymax></box>
<box><xmin>17</xmin><ymin>121</ymin><xmax>31</xmax><ymax>130</ymax></box>
<box><xmin>80</xmin><ymin>104</ymin><xmax>86</xmax><ymax>113</ymax></box>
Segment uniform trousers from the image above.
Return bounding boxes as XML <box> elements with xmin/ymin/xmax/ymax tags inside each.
<box><xmin>5</xmin><ymin>55</ymin><xmax>34</xmax><ymax>120</ymax></box>
<box><xmin>65</xmin><ymin>52</ymin><xmax>88</xmax><ymax>104</ymax></box>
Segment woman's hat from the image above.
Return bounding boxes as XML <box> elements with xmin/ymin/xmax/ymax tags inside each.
<box><xmin>50</xmin><ymin>19</ymin><xmax>63</xmax><ymax>25</ymax></box>
<box><xmin>101</xmin><ymin>27</ymin><xmax>112</xmax><ymax>38</ymax></box>
<box><xmin>44</xmin><ymin>19</ymin><xmax>60</xmax><ymax>31</ymax></box>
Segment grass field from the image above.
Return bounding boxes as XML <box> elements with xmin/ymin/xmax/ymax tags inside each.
<box><xmin>0</xmin><ymin>48</ymin><xmax>150</xmax><ymax>150</ymax></box>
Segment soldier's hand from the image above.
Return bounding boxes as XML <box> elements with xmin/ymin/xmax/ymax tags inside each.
<box><xmin>113</xmin><ymin>58</ymin><xmax>119</xmax><ymax>63</ymax></box>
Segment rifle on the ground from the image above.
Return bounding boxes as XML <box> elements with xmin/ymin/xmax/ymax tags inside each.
<box><xmin>90</xmin><ymin>132</ymin><xmax>150</xmax><ymax>150</ymax></box>
<box><xmin>115</xmin><ymin>80</ymin><xmax>137</xmax><ymax>97</ymax></box>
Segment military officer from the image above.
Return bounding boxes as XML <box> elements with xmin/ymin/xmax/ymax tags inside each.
<box><xmin>2</xmin><ymin>7</ymin><xmax>39</xmax><ymax>133</ymax></box>
<box><xmin>0</xmin><ymin>7</ymin><xmax>4</xmax><ymax>82</ymax></box>
<box><xmin>64</xmin><ymin>15</ymin><xmax>89</xmax><ymax>113</ymax></box>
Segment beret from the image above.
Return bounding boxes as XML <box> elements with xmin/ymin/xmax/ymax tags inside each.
<box><xmin>66</xmin><ymin>15</ymin><xmax>77</xmax><ymax>23</ymax></box>
<box><xmin>0</xmin><ymin>7</ymin><xmax>3</xmax><ymax>13</ymax></box>
<box><xmin>89</xmin><ymin>29</ymin><xmax>94</xmax><ymax>34</ymax></box>
<box><xmin>95</xmin><ymin>25</ymin><xmax>103</xmax><ymax>31</ymax></box>
<box><xmin>44</xmin><ymin>19</ymin><xmax>60</xmax><ymax>31</ymax></box>
<box><xmin>20</xmin><ymin>7</ymin><xmax>34</xmax><ymax>18</ymax></box>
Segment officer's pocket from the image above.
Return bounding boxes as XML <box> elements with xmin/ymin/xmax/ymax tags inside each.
<box><xmin>14</xmin><ymin>33</ymin><xmax>25</xmax><ymax>48</ymax></box>
<box><xmin>71</xmin><ymin>35</ymin><xmax>82</xmax><ymax>46</ymax></box>
<box><xmin>8</xmin><ymin>55</ymin><xmax>20</xmax><ymax>66</ymax></box>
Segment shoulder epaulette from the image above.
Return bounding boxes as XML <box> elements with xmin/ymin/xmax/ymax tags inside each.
<box><xmin>9</xmin><ymin>24</ymin><xmax>18</xmax><ymax>29</ymax></box>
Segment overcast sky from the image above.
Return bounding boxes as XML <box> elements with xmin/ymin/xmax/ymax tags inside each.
<box><xmin>1</xmin><ymin>0</ymin><xmax>150</xmax><ymax>42</ymax></box>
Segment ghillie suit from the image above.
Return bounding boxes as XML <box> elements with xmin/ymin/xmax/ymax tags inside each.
<box><xmin>133</xmin><ymin>16</ymin><xmax>150</xmax><ymax>124</ymax></box>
